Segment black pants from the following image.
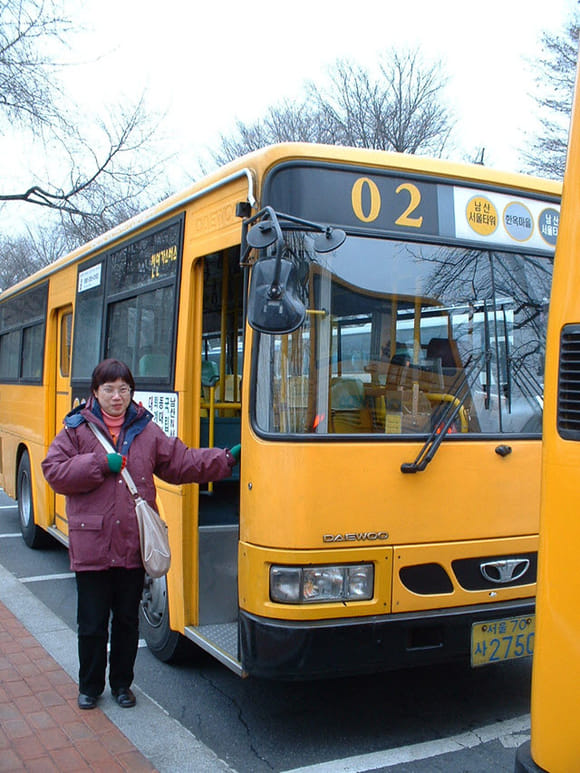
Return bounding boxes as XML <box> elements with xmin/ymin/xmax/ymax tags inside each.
<box><xmin>75</xmin><ymin>567</ymin><xmax>145</xmax><ymax>697</ymax></box>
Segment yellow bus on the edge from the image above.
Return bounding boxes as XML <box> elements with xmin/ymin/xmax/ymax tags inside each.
<box><xmin>514</xmin><ymin>60</ymin><xmax>580</xmax><ymax>773</ymax></box>
<box><xmin>0</xmin><ymin>144</ymin><xmax>561</xmax><ymax>678</ymax></box>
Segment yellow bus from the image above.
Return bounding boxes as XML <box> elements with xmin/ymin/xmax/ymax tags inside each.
<box><xmin>514</xmin><ymin>70</ymin><xmax>580</xmax><ymax>773</ymax></box>
<box><xmin>0</xmin><ymin>144</ymin><xmax>560</xmax><ymax>678</ymax></box>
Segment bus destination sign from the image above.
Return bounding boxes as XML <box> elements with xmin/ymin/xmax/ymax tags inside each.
<box><xmin>266</xmin><ymin>164</ymin><xmax>559</xmax><ymax>254</ymax></box>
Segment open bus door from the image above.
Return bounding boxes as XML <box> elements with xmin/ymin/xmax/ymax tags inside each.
<box><xmin>51</xmin><ymin>306</ymin><xmax>73</xmax><ymax>542</ymax></box>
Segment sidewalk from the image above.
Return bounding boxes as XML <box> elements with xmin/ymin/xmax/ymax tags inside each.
<box><xmin>0</xmin><ymin>599</ymin><xmax>156</xmax><ymax>771</ymax></box>
<box><xmin>0</xmin><ymin>563</ymin><xmax>233</xmax><ymax>773</ymax></box>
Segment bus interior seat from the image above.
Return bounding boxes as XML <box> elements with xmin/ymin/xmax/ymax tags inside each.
<box><xmin>201</xmin><ymin>359</ymin><xmax>219</xmax><ymax>388</ymax></box>
<box><xmin>331</xmin><ymin>377</ymin><xmax>365</xmax><ymax>409</ymax></box>
<box><xmin>426</xmin><ymin>338</ymin><xmax>458</xmax><ymax>370</ymax></box>
<box><xmin>330</xmin><ymin>377</ymin><xmax>372</xmax><ymax>432</ymax></box>
<box><xmin>385</xmin><ymin>361</ymin><xmax>412</xmax><ymax>391</ymax></box>
<box><xmin>390</xmin><ymin>352</ymin><xmax>411</xmax><ymax>367</ymax></box>
<box><xmin>138</xmin><ymin>353</ymin><xmax>169</xmax><ymax>377</ymax></box>
<box><xmin>201</xmin><ymin>362</ymin><xmax>241</xmax><ymax>417</ymax></box>
<box><xmin>425</xmin><ymin>338</ymin><xmax>462</xmax><ymax>394</ymax></box>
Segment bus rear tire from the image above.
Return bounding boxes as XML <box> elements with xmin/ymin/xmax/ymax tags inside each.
<box><xmin>18</xmin><ymin>452</ymin><xmax>48</xmax><ymax>549</ymax></box>
<box><xmin>139</xmin><ymin>574</ymin><xmax>194</xmax><ymax>662</ymax></box>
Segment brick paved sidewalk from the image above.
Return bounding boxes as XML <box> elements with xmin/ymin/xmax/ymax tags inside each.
<box><xmin>0</xmin><ymin>600</ymin><xmax>157</xmax><ymax>772</ymax></box>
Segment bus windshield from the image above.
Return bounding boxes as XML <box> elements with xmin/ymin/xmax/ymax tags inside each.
<box><xmin>254</xmin><ymin>232</ymin><xmax>552</xmax><ymax>437</ymax></box>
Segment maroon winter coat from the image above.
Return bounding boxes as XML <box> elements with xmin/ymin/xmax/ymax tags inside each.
<box><xmin>42</xmin><ymin>398</ymin><xmax>235</xmax><ymax>572</ymax></box>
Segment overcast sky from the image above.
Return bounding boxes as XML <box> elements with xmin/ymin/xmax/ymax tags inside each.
<box><xmin>2</xmin><ymin>0</ymin><xmax>575</xmax><ymax>235</ymax></box>
<box><xmin>67</xmin><ymin>0</ymin><xmax>574</xmax><ymax>179</ymax></box>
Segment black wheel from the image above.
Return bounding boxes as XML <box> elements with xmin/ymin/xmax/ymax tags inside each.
<box><xmin>17</xmin><ymin>452</ymin><xmax>48</xmax><ymax>549</ymax></box>
<box><xmin>139</xmin><ymin>574</ymin><xmax>195</xmax><ymax>662</ymax></box>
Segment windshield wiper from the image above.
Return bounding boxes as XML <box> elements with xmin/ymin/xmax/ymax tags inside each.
<box><xmin>483</xmin><ymin>300</ymin><xmax>492</xmax><ymax>410</ymax></box>
<box><xmin>400</xmin><ymin>354</ymin><xmax>484</xmax><ymax>474</ymax></box>
<box><xmin>502</xmin><ymin>304</ymin><xmax>512</xmax><ymax>413</ymax></box>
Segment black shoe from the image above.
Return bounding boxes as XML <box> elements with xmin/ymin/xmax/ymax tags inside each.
<box><xmin>78</xmin><ymin>693</ymin><xmax>98</xmax><ymax>710</ymax></box>
<box><xmin>112</xmin><ymin>687</ymin><xmax>136</xmax><ymax>708</ymax></box>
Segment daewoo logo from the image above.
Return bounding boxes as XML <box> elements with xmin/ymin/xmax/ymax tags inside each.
<box><xmin>323</xmin><ymin>531</ymin><xmax>389</xmax><ymax>543</ymax></box>
<box><xmin>480</xmin><ymin>558</ymin><xmax>530</xmax><ymax>584</ymax></box>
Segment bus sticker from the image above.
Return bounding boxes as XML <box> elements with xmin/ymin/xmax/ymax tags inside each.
<box><xmin>78</xmin><ymin>263</ymin><xmax>102</xmax><ymax>293</ymax></box>
<box><xmin>135</xmin><ymin>391</ymin><xmax>178</xmax><ymax>436</ymax></box>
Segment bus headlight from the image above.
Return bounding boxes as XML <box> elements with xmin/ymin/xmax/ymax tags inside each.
<box><xmin>270</xmin><ymin>564</ymin><xmax>374</xmax><ymax>603</ymax></box>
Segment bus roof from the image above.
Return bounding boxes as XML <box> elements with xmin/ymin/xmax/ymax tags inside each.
<box><xmin>0</xmin><ymin>142</ymin><xmax>562</xmax><ymax>300</ymax></box>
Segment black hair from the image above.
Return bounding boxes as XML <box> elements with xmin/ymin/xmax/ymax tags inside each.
<box><xmin>91</xmin><ymin>359</ymin><xmax>135</xmax><ymax>394</ymax></box>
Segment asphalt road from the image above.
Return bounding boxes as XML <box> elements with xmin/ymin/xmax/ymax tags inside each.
<box><xmin>0</xmin><ymin>490</ymin><xmax>530</xmax><ymax>772</ymax></box>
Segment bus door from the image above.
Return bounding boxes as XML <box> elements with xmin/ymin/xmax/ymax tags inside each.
<box><xmin>53</xmin><ymin>306</ymin><xmax>73</xmax><ymax>537</ymax></box>
<box><xmin>196</xmin><ymin>250</ymin><xmax>242</xmax><ymax>640</ymax></box>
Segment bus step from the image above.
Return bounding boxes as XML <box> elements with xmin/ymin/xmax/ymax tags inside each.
<box><xmin>184</xmin><ymin>623</ymin><xmax>246</xmax><ymax>677</ymax></box>
<box><xmin>46</xmin><ymin>525</ymin><xmax>69</xmax><ymax>548</ymax></box>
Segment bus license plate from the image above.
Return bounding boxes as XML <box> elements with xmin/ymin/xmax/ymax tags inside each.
<box><xmin>471</xmin><ymin>615</ymin><xmax>535</xmax><ymax>666</ymax></box>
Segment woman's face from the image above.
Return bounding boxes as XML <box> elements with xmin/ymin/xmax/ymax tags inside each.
<box><xmin>94</xmin><ymin>378</ymin><xmax>132</xmax><ymax>417</ymax></box>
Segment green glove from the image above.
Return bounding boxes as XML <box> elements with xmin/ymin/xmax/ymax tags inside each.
<box><xmin>106</xmin><ymin>453</ymin><xmax>126</xmax><ymax>474</ymax></box>
<box><xmin>229</xmin><ymin>444</ymin><xmax>241</xmax><ymax>463</ymax></box>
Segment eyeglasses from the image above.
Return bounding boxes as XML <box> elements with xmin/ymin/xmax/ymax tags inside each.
<box><xmin>100</xmin><ymin>385</ymin><xmax>131</xmax><ymax>396</ymax></box>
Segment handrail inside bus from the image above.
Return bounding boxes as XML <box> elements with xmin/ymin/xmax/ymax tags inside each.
<box><xmin>424</xmin><ymin>393</ymin><xmax>469</xmax><ymax>433</ymax></box>
<box><xmin>400</xmin><ymin>353</ymin><xmax>484</xmax><ymax>473</ymax></box>
<box><xmin>200</xmin><ymin>380</ymin><xmax>241</xmax><ymax>493</ymax></box>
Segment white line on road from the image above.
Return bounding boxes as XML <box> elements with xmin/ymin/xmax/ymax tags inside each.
<box><xmin>20</xmin><ymin>573</ymin><xmax>75</xmax><ymax>583</ymax></box>
<box><xmin>17</xmin><ymin>574</ymin><xmax>146</xmax><ymax>646</ymax></box>
<box><xmin>0</xmin><ymin>504</ymin><xmax>17</xmax><ymax>509</ymax></box>
<box><xmin>0</xmin><ymin>562</ymin><xmax>233</xmax><ymax>772</ymax></box>
<box><xmin>0</xmin><ymin>533</ymin><xmax>21</xmax><ymax>538</ymax></box>
<box><xmin>281</xmin><ymin>714</ymin><xmax>531</xmax><ymax>772</ymax></box>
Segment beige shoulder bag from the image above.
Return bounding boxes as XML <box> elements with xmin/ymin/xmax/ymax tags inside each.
<box><xmin>88</xmin><ymin>422</ymin><xmax>171</xmax><ymax>578</ymax></box>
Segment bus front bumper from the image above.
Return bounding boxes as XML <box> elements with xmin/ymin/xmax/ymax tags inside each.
<box><xmin>239</xmin><ymin>598</ymin><xmax>535</xmax><ymax>680</ymax></box>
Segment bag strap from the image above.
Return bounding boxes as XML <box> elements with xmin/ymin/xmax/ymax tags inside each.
<box><xmin>87</xmin><ymin>421</ymin><xmax>139</xmax><ymax>498</ymax></box>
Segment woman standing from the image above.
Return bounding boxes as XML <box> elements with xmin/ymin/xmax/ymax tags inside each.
<box><xmin>42</xmin><ymin>359</ymin><xmax>239</xmax><ymax>710</ymax></box>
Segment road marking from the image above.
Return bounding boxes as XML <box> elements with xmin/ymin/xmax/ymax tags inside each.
<box><xmin>16</xmin><ymin>573</ymin><xmax>147</xmax><ymax>649</ymax></box>
<box><xmin>0</xmin><ymin>504</ymin><xmax>17</xmax><ymax>509</ymax></box>
<box><xmin>20</xmin><ymin>573</ymin><xmax>75</xmax><ymax>583</ymax></box>
<box><xmin>107</xmin><ymin>639</ymin><xmax>147</xmax><ymax>651</ymax></box>
<box><xmin>281</xmin><ymin>715</ymin><xmax>531</xmax><ymax>772</ymax></box>
<box><xmin>500</xmin><ymin>732</ymin><xmax>531</xmax><ymax>749</ymax></box>
<box><xmin>0</xmin><ymin>533</ymin><xmax>21</xmax><ymax>538</ymax></box>
<box><xmin>17</xmin><ymin>572</ymin><xmax>147</xmax><ymax>646</ymax></box>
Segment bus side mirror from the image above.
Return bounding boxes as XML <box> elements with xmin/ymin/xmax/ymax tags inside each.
<box><xmin>247</xmin><ymin>257</ymin><xmax>306</xmax><ymax>334</ymax></box>
<box><xmin>243</xmin><ymin>206</ymin><xmax>345</xmax><ymax>334</ymax></box>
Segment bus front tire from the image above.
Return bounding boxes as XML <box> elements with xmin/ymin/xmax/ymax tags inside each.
<box><xmin>17</xmin><ymin>452</ymin><xmax>48</xmax><ymax>549</ymax></box>
<box><xmin>139</xmin><ymin>574</ymin><xmax>194</xmax><ymax>663</ymax></box>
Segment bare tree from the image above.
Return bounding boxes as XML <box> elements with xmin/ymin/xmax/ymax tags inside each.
<box><xmin>211</xmin><ymin>48</ymin><xmax>454</xmax><ymax>166</ymax></box>
<box><xmin>0</xmin><ymin>227</ymin><xmax>66</xmax><ymax>288</ymax></box>
<box><xmin>310</xmin><ymin>51</ymin><xmax>453</xmax><ymax>154</ymax></box>
<box><xmin>0</xmin><ymin>0</ymin><xmax>164</xmax><ymax>223</ymax></box>
<box><xmin>522</xmin><ymin>13</ymin><xmax>579</xmax><ymax>179</ymax></box>
<box><xmin>0</xmin><ymin>0</ymin><xmax>70</xmax><ymax>134</ymax></box>
<box><xmin>211</xmin><ymin>99</ymin><xmax>326</xmax><ymax>166</ymax></box>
